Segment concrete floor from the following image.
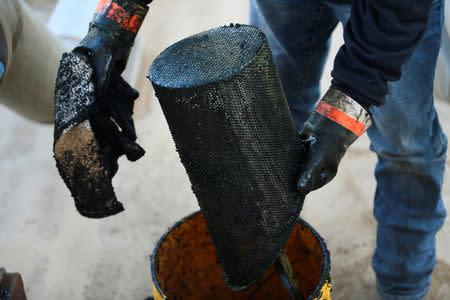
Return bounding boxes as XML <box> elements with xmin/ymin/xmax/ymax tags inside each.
<box><xmin>1</xmin><ymin>1</ymin><xmax>450</xmax><ymax>299</ymax></box>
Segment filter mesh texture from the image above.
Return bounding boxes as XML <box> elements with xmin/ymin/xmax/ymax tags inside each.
<box><xmin>149</xmin><ymin>25</ymin><xmax>305</xmax><ymax>291</ymax></box>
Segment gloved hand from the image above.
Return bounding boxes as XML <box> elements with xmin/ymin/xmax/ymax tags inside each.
<box><xmin>297</xmin><ymin>87</ymin><xmax>372</xmax><ymax>196</ymax></box>
<box><xmin>53</xmin><ymin>0</ymin><xmax>151</xmax><ymax>218</ymax></box>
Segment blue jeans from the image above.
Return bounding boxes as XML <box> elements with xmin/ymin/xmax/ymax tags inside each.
<box><xmin>249</xmin><ymin>0</ymin><xmax>447</xmax><ymax>299</ymax></box>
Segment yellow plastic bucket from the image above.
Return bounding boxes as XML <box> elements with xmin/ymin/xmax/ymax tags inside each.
<box><xmin>151</xmin><ymin>211</ymin><xmax>331</xmax><ymax>299</ymax></box>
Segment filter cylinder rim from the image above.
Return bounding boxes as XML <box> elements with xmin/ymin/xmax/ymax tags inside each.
<box><xmin>148</xmin><ymin>24</ymin><xmax>267</xmax><ymax>89</ymax></box>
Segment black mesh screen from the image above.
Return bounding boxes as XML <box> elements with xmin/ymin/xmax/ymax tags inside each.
<box><xmin>149</xmin><ymin>25</ymin><xmax>305</xmax><ymax>291</ymax></box>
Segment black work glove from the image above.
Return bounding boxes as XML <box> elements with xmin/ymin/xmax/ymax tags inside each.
<box><xmin>296</xmin><ymin>87</ymin><xmax>372</xmax><ymax>196</ymax></box>
<box><xmin>53</xmin><ymin>0</ymin><xmax>151</xmax><ymax>218</ymax></box>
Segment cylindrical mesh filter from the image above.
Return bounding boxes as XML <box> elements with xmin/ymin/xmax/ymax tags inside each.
<box><xmin>149</xmin><ymin>25</ymin><xmax>305</xmax><ymax>291</ymax></box>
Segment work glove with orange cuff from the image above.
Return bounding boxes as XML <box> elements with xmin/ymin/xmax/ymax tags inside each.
<box><xmin>297</xmin><ymin>87</ymin><xmax>372</xmax><ymax>195</ymax></box>
<box><xmin>53</xmin><ymin>0</ymin><xmax>151</xmax><ymax>218</ymax></box>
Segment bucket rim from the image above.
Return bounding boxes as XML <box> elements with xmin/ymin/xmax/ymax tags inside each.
<box><xmin>150</xmin><ymin>210</ymin><xmax>331</xmax><ymax>300</ymax></box>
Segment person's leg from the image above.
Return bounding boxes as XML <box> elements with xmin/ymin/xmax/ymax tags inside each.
<box><xmin>249</xmin><ymin>0</ymin><xmax>338</xmax><ymax>130</ymax></box>
<box><xmin>366</xmin><ymin>0</ymin><xmax>447</xmax><ymax>299</ymax></box>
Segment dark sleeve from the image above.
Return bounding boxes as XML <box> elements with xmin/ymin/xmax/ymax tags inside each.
<box><xmin>331</xmin><ymin>0</ymin><xmax>434</xmax><ymax>108</ymax></box>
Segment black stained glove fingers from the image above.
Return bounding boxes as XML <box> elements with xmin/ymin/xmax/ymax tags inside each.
<box><xmin>297</xmin><ymin>160</ymin><xmax>319</xmax><ymax>195</ymax></box>
<box><xmin>90</xmin><ymin>112</ymin><xmax>142</xmax><ymax>160</ymax></box>
<box><xmin>318</xmin><ymin>167</ymin><xmax>337</xmax><ymax>187</ymax></box>
<box><xmin>135</xmin><ymin>0</ymin><xmax>153</xmax><ymax>7</ymax></box>
<box><xmin>104</xmin><ymin>95</ymin><xmax>138</xmax><ymax>141</ymax></box>
<box><xmin>90</xmin><ymin>111</ymin><xmax>145</xmax><ymax>162</ymax></box>
<box><xmin>297</xmin><ymin>157</ymin><xmax>337</xmax><ymax>195</ymax></box>
<box><xmin>96</xmin><ymin>139</ymin><xmax>120</xmax><ymax>176</ymax></box>
<box><xmin>53</xmin><ymin>122</ymin><xmax>124</xmax><ymax>218</ymax></box>
<box><xmin>115</xmin><ymin>76</ymin><xmax>140</xmax><ymax>102</ymax></box>
<box><xmin>110</xmin><ymin>74</ymin><xmax>139</xmax><ymax>114</ymax></box>
<box><xmin>296</xmin><ymin>132</ymin><xmax>339</xmax><ymax>195</ymax></box>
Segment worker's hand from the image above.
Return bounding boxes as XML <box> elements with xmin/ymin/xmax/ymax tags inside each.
<box><xmin>296</xmin><ymin>87</ymin><xmax>372</xmax><ymax>196</ymax></box>
<box><xmin>53</xmin><ymin>0</ymin><xmax>151</xmax><ymax>218</ymax></box>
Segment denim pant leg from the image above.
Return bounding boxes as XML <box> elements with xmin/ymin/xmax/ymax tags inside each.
<box><xmin>249</xmin><ymin>0</ymin><xmax>338</xmax><ymax>131</ymax></box>
<box><xmin>366</xmin><ymin>0</ymin><xmax>448</xmax><ymax>299</ymax></box>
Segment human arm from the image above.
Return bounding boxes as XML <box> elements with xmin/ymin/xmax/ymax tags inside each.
<box><xmin>298</xmin><ymin>0</ymin><xmax>435</xmax><ymax>194</ymax></box>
